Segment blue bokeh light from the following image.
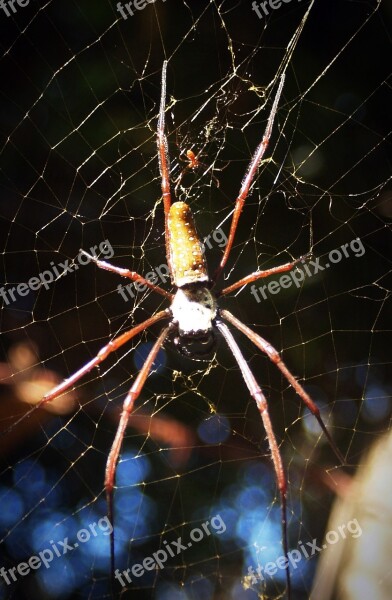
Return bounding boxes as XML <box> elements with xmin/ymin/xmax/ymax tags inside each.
<box><xmin>197</xmin><ymin>413</ymin><xmax>231</xmax><ymax>444</ymax></box>
<box><xmin>363</xmin><ymin>384</ymin><xmax>391</xmax><ymax>423</ymax></box>
<box><xmin>36</xmin><ymin>558</ymin><xmax>82</xmax><ymax>599</ymax></box>
<box><xmin>236</xmin><ymin>485</ymin><xmax>270</xmax><ymax>512</ymax></box>
<box><xmin>13</xmin><ymin>458</ymin><xmax>45</xmax><ymax>488</ymax></box>
<box><xmin>114</xmin><ymin>487</ymin><xmax>156</xmax><ymax>544</ymax></box>
<box><xmin>206</xmin><ymin>457</ymin><xmax>309</xmax><ymax>590</ymax></box>
<box><xmin>302</xmin><ymin>392</ymin><xmax>330</xmax><ymax>439</ymax></box>
<box><xmin>116</xmin><ymin>449</ymin><xmax>151</xmax><ymax>486</ymax></box>
<box><xmin>112</xmin><ymin>450</ymin><xmax>156</xmax><ymax>555</ymax></box>
<box><xmin>133</xmin><ymin>341</ymin><xmax>167</xmax><ymax>374</ymax></box>
<box><xmin>0</xmin><ymin>487</ymin><xmax>24</xmax><ymax>527</ymax></box>
<box><xmin>31</xmin><ymin>511</ymin><xmax>75</xmax><ymax>553</ymax></box>
<box><xmin>12</xmin><ymin>458</ymin><xmax>62</xmax><ymax>510</ymax></box>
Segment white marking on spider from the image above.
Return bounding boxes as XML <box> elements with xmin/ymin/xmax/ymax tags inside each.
<box><xmin>171</xmin><ymin>285</ymin><xmax>217</xmax><ymax>336</ymax></box>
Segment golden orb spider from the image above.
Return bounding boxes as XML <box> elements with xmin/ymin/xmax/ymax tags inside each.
<box><xmin>19</xmin><ymin>61</ymin><xmax>344</xmax><ymax>598</ymax></box>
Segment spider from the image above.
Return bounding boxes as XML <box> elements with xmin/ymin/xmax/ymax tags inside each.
<box><xmin>19</xmin><ymin>61</ymin><xmax>344</xmax><ymax>598</ymax></box>
<box><xmin>174</xmin><ymin>148</ymin><xmax>220</xmax><ymax>191</ymax></box>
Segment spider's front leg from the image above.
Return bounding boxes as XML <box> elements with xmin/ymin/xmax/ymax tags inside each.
<box><xmin>158</xmin><ymin>60</ymin><xmax>174</xmax><ymax>275</ymax></box>
<box><xmin>213</xmin><ymin>74</ymin><xmax>285</xmax><ymax>284</ymax></box>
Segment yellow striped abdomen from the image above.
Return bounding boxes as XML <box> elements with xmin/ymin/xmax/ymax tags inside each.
<box><xmin>168</xmin><ymin>202</ymin><xmax>209</xmax><ymax>287</ymax></box>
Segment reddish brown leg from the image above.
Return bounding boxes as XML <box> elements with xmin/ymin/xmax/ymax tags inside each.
<box><xmin>216</xmin><ymin>320</ymin><xmax>291</xmax><ymax>600</ymax></box>
<box><xmin>105</xmin><ymin>324</ymin><xmax>171</xmax><ymax>585</ymax></box>
<box><xmin>221</xmin><ymin>309</ymin><xmax>345</xmax><ymax>465</ymax></box>
<box><xmin>158</xmin><ymin>60</ymin><xmax>173</xmax><ymax>276</ymax></box>
<box><xmin>218</xmin><ymin>255</ymin><xmax>308</xmax><ymax>297</ymax></box>
<box><xmin>4</xmin><ymin>310</ymin><xmax>170</xmax><ymax>434</ymax></box>
<box><xmin>213</xmin><ymin>75</ymin><xmax>285</xmax><ymax>284</ymax></box>
<box><xmin>80</xmin><ymin>251</ymin><xmax>172</xmax><ymax>299</ymax></box>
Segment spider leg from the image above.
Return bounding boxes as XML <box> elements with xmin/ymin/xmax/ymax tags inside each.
<box><xmin>3</xmin><ymin>310</ymin><xmax>170</xmax><ymax>435</ymax></box>
<box><xmin>218</xmin><ymin>254</ymin><xmax>309</xmax><ymax>297</ymax></box>
<box><xmin>105</xmin><ymin>324</ymin><xmax>171</xmax><ymax>587</ymax></box>
<box><xmin>216</xmin><ymin>319</ymin><xmax>291</xmax><ymax>600</ymax></box>
<box><xmin>80</xmin><ymin>251</ymin><xmax>172</xmax><ymax>299</ymax></box>
<box><xmin>213</xmin><ymin>74</ymin><xmax>285</xmax><ymax>284</ymax></box>
<box><xmin>158</xmin><ymin>60</ymin><xmax>174</xmax><ymax>276</ymax></box>
<box><xmin>221</xmin><ymin>309</ymin><xmax>345</xmax><ymax>465</ymax></box>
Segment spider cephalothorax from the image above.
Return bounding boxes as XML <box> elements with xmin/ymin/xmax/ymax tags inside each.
<box><xmin>20</xmin><ymin>61</ymin><xmax>344</xmax><ymax>600</ymax></box>
<box><xmin>170</xmin><ymin>284</ymin><xmax>217</xmax><ymax>357</ymax></box>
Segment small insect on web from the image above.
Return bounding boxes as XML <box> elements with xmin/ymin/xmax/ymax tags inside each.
<box><xmin>174</xmin><ymin>148</ymin><xmax>220</xmax><ymax>192</ymax></box>
<box><xmin>11</xmin><ymin>61</ymin><xmax>345</xmax><ymax>598</ymax></box>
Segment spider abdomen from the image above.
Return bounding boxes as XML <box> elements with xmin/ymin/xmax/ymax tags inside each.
<box><xmin>168</xmin><ymin>201</ymin><xmax>209</xmax><ymax>287</ymax></box>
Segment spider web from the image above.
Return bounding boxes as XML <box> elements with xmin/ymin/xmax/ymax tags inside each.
<box><xmin>0</xmin><ymin>1</ymin><xmax>391</xmax><ymax>599</ymax></box>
